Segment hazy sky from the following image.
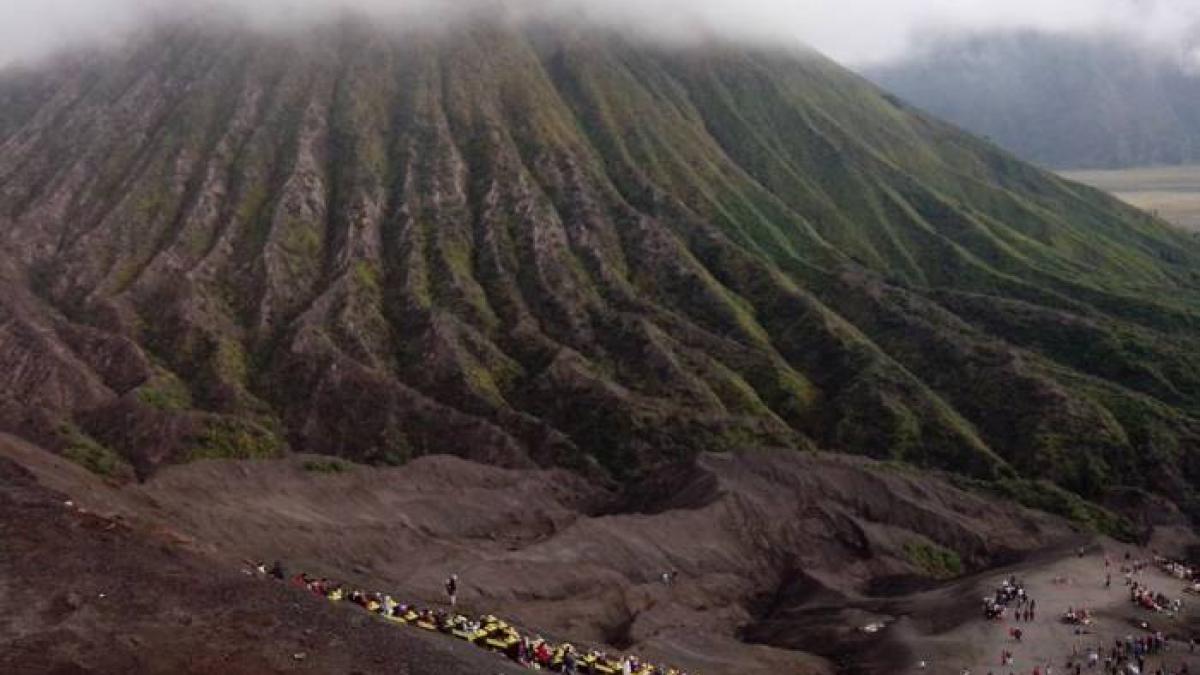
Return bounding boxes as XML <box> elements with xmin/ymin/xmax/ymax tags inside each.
<box><xmin>2</xmin><ymin>0</ymin><xmax>1198</xmax><ymax>67</ymax></box>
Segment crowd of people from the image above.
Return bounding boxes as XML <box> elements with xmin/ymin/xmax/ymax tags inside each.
<box><xmin>983</xmin><ymin>575</ymin><xmax>1038</xmax><ymax>623</ymax></box>
<box><xmin>246</xmin><ymin>561</ymin><xmax>692</xmax><ymax>675</ymax></box>
<box><xmin>1095</xmin><ymin>632</ymin><xmax>1181</xmax><ymax>674</ymax></box>
<box><xmin>1061</xmin><ymin>607</ymin><xmax>1093</xmax><ymax>626</ymax></box>
<box><xmin>1126</xmin><ymin>556</ymin><xmax>1187</xmax><ymax>616</ymax></box>
<box><xmin>1158</xmin><ymin>559</ymin><xmax>1194</xmax><ymax>583</ymax></box>
<box><xmin>957</xmin><ymin>548</ymin><xmax>1200</xmax><ymax>675</ymax></box>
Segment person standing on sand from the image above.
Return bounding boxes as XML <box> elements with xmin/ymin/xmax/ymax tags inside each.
<box><xmin>445</xmin><ymin>574</ymin><xmax>458</xmax><ymax>608</ymax></box>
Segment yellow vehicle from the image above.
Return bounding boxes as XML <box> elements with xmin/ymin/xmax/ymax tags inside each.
<box><xmin>484</xmin><ymin>629</ymin><xmax>520</xmax><ymax>651</ymax></box>
<box><xmin>452</xmin><ymin>627</ymin><xmax>489</xmax><ymax>643</ymax></box>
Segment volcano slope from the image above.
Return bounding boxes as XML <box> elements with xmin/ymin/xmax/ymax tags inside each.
<box><xmin>3</xmin><ymin>20</ymin><xmax>1200</xmax><ymax>529</ymax></box>
<box><xmin>1</xmin><ymin>432</ymin><xmax>1089</xmax><ymax>675</ymax></box>
<box><xmin>0</xmin><ymin>439</ymin><xmax>527</xmax><ymax>675</ymax></box>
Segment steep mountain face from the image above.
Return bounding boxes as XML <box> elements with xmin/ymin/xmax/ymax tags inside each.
<box><xmin>866</xmin><ymin>30</ymin><xmax>1200</xmax><ymax>169</ymax></box>
<box><xmin>2</xmin><ymin>19</ymin><xmax>1200</xmax><ymax>520</ymax></box>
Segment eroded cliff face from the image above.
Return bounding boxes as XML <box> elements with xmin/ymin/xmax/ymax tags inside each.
<box><xmin>2</xmin><ymin>19</ymin><xmax>1200</xmax><ymax>520</ymax></box>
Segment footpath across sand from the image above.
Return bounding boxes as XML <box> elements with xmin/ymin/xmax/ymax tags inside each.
<box><xmin>895</xmin><ymin>539</ymin><xmax>1200</xmax><ymax>675</ymax></box>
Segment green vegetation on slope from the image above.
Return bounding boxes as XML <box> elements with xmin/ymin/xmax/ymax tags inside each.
<box><xmin>188</xmin><ymin>418</ymin><xmax>286</xmax><ymax>462</ymax></box>
<box><xmin>59</xmin><ymin>424</ymin><xmax>132</xmax><ymax>479</ymax></box>
<box><xmin>1</xmin><ymin>21</ymin><xmax>1199</xmax><ymax>529</ymax></box>
<box><xmin>903</xmin><ymin>539</ymin><xmax>964</xmax><ymax>579</ymax></box>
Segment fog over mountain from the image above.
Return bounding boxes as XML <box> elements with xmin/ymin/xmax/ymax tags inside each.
<box><xmin>7</xmin><ymin>3</ymin><xmax>1200</xmax><ymax>674</ymax></box>
<box><xmin>4</xmin><ymin>0</ymin><xmax>1200</xmax><ymax>68</ymax></box>
<box><xmin>868</xmin><ymin>30</ymin><xmax>1200</xmax><ymax>168</ymax></box>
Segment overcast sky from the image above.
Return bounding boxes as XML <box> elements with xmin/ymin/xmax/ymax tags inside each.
<box><xmin>2</xmin><ymin>0</ymin><xmax>1198</xmax><ymax>68</ymax></box>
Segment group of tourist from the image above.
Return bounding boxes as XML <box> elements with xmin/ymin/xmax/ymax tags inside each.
<box><xmin>1158</xmin><ymin>559</ymin><xmax>1195</xmax><ymax>583</ymax></box>
<box><xmin>1061</xmin><ymin>607</ymin><xmax>1093</xmax><ymax>626</ymax></box>
<box><xmin>982</xmin><ymin>633</ymin><xmax>1192</xmax><ymax>675</ymax></box>
<box><xmin>1074</xmin><ymin>638</ymin><xmax>1195</xmax><ymax>675</ymax></box>
<box><xmin>246</xmin><ymin>561</ymin><xmax>691</xmax><ymax>675</ymax></box>
<box><xmin>984</xmin><ymin>575</ymin><xmax>1038</xmax><ymax>623</ymax></box>
<box><xmin>1130</xmin><ymin>579</ymin><xmax>1182</xmax><ymax>615</ymax></box>
<box><xmin>958</xmin><ymin>547</ymin><xmax>1200</xmax><ymax>675</ymax></box>
<box><xmin>1125</xmin><ymin>556</ymin><xmax>1186</xmax><ymax>616</ymax></box>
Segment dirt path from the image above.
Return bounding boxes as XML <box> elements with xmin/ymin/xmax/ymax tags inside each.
<box><xmin>898</xmin><ymin>542</ymin><xmax>1200</xmax><ymax>674</ymax></box>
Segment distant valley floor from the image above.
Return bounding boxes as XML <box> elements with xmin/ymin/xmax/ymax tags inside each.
<box><xmin>1062</xmin><ymin>165</ymin><xmax>1200</xmax><ymax>231</ymax></box>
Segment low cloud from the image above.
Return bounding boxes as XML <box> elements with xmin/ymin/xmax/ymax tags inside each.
<box><xmin>2</xmin><ymin>0</ymin><xmax>1199</xmax><ymax>68</ymax></box>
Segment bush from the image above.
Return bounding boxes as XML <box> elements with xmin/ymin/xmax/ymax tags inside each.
<box><xmin>134</xmin><ymin>374</ymin><xmax>192</xmax><ymax>411</ymax></box>
<box><xmin>903</xmin><ymin>540</ymin><xmax>964</xmax><ymax>579</ymax></box>
<box><xmin>302</xmin><ymin>459</ymin><xmax>348</xmax><ymax>474</ymax></box>
<box><xmin>188</xmin><ymin>417</ymin><xmax>285</xmax><ymax>461</ymax></box>
<box><xmin>954</xmin><ymin>475</ymin><xmax>1138</xmax><ymax>542</ymax></box>
<box><xmin>59</xmin><ymin>425</ymin><xmax>130</xmax><ymax>478</ymax></box>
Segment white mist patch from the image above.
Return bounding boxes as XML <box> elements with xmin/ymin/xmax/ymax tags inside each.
<box><xmin>1</xmin><ymin>0</ymin><xmax>1200</xmax><ymax>67</ymax></box>
<box><xmin>1182</xmin><ymin>44</ymin><xmax>1200</xmax><ymax>75</ymax></box>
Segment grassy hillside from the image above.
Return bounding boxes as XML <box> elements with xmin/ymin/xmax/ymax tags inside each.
<box><xmin>1</xmin><ymin>19</ymin><xmax>1199</xmax><ymax>522</ymax></box>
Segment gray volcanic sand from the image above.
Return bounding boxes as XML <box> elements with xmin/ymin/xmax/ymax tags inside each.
<box><xmin>0</xmin><ymin>453</ymin><xmax>527</xmax><ymax>675</ymax></box>
<box><xmin>6</xmin><ymin>433</ymin><xmax>1196</xmax><ymax>675</ymax></box>
<box><xmin>897</xmin><ymin>540</ymin><xmax>1200</xmax><ymax>674</ymax></box>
